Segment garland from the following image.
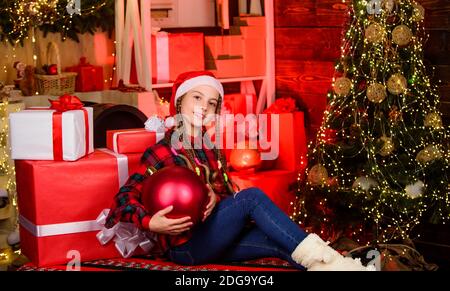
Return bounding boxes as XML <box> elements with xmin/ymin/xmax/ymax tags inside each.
<box><xmin>0</xmin><ymin>0</ymin><xmax>115</xmax><ymax>45</ymax></box>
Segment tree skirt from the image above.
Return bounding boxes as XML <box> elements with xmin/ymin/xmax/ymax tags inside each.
<box><xmin>17</xmin><ymin>256</ymin><xmax>300</xmax><ymax>272</ymax></box>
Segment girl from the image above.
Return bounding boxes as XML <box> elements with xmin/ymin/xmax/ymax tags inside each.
<box><xmin>104</xmin><ymin>71</ymin><xmax>375</xmax><ymax>271</ymax></box>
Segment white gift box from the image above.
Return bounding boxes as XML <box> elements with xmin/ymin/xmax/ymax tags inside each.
<box><xmin>9</xmin><ymin>107</ymin><xmax>94</xmax><ymax>161</ymax></box>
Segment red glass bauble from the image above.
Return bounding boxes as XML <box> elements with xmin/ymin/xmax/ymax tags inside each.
<box><xmin>47</xmin><ymin>64</ymin><xmax>58</xmax><ymax>75</ymax></box>
<box><xmin>141</xmin><ymin>166</ymin><xmax>209</xmax><ymax>225</ymax></box>
<box><xmin>229</xmin><ymin>145</ymin><xmax>262</xmax><ymax>172</ymax></box>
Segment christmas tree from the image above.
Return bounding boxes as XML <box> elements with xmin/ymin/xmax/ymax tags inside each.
<box><xmin>293</xmin><ymin>0</ymin><xmax>450</xmax><ymax>245</ymax></box>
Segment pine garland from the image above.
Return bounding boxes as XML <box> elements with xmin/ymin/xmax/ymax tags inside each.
<box><xmin>0</xmin><ymin>0</ymin><xmax>115</xmax><ymax>45</ymax></box>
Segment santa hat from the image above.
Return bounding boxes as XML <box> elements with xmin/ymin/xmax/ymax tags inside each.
<box><xmin>169</xmin><ymin>70</ymin><xmax>224</xmax><ymax>116</ymax></box>
<box><xmin>145</xmin><ymin>71</ymin><xmax>224</xmax><ymax>132</ymax></box>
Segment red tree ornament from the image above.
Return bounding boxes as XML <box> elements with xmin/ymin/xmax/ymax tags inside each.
<box><xmin>141</xmin><ymin>166</ymin><xmax>209</xmax><ymax>225</ymax></box>
<box><xmin>229</xmin><ymin>146</ymin><xmax>262</xmax><ymax>172</ymax></box>
<box><xmin>47</xmin><ymin>64</ymin><xmax>58</xmax><ymax>75</ymax></box>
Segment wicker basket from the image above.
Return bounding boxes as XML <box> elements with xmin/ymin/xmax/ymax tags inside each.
<box><xmin>35</xmin><ymin>42</ymin><xmax>77</xmax><ymax>96</ymax></box>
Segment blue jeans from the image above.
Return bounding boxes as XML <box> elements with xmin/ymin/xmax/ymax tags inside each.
<box><xmin>167</xmin><ymin>187</ymin><xmax>308</xmax><ymax>270</ymax></box>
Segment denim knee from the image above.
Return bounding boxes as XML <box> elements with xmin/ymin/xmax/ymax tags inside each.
<box><xmin>236</xmin><ymin>187</ymin><xmax>267</xmax><ymax>202</ymax></box>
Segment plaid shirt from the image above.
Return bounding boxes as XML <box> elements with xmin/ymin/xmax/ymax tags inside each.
<box><xmin>105</xmin><ymin>128</ymin><xmax>234</xmax><ymax>254</ymax></box>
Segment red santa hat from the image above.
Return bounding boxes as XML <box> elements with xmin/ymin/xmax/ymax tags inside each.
<box><xmin>145</xmin><ymin>71</ymin><xmax>224</xmax><ymax>132</ymax></box>
<box><xmin>169</xmin><ymin>70</ymin><xmax>224</xmax><ymax>116</ymax></box>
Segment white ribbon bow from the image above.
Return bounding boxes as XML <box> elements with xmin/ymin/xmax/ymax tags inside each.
<box><xmin>96</xmin><ymin>209</ymin><xmax>157</xmax><ymax>258</ymax></box>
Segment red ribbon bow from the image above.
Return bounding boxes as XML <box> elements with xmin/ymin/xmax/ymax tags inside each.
<box><xmin>262</xmin><ymin>97</ymin><xmax>298</xmax><ymax>114</ymax></box>
<box><xmin>49</xmin><ymin>94</ymin><xmax>84</xmax><ymax>112</ymax></box>
<box><xmin>48</xmin><ymin>94</ymin><xmax>89</xmax><ymax>161</ymax></box>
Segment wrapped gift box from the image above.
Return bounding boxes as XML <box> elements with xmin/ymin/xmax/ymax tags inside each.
<box><xmin>233</xmin><ymin>16</ymin><xmax>266</xmax><ymax>27</ymax></box>
<box><xmin>16</xmin><ymin>149</ymin><xmax>143</xmax><ymax>267</ymax></box>
<box><xmin>66</xmin><ymin>57</ymin><xmax>104</xmax><ymax>92</ymax></box>
<box><xmin>131</xmin><ymin>32</ymin><xmax>205</xmax><ymax>84</ymax></box>
<box><xmin>230</xmin><ymin>25</ymin><xmax>266</xmax><ymax>38</ymax></box>
<box><xmin>242</xmin><ymin>37</ymin><xmax>266</xmax><ymax>76</ymax></box>
<box><xmin>106</xmin><ymin>128</ymin><xmax>165</xmax><ymax>154</ymax></box>
<box><xmin>205</xmin><ymin>35</ymin><xmax>243</xmax><ymax>60</ymax></box>
<box><xmin>209</xmin><ymin>57</ymin><xmax>245</xmax><ymax>79</ymax></box>
<box><xmin>205</xmin><ymin>36</ymin><xmax>228</xmax><ymax>60</ymax></box>
<box><xmin>9</xmin><ymin>106</ymin><xmax>94</xmax><ymax>161</ymax></box>
<box><xmin>229</xmin><ymin>170</ymin><xmax>297</xmax><ymax>216</ymax></box>
<box><xmin>223</xmin><ymin>93</ymin><xmax>257</xmax><ymax>116</ymax></box>
<box><xmin>260</xmin><ymin>112</ymin><xmax>308</xmax><ymax>172</ymax></box>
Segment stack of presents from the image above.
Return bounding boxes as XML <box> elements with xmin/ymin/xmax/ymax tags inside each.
<box><xmin>8</xmin><ymin>16</ymin><xmax>308</xmax><ymax>268</ymax></box>
<box><xmin>130</xmin><ymin>16</ymin><xmax>266</xmax><ymax>84</ymax></box>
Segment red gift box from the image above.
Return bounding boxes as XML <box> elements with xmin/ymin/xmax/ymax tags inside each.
<box><xmin>230</xmin><ymin>170</ymin><xmax>297</xmax><ymax>216</ymax></box>
<box><xmin>260</xmin><ymin>112</ymin><xmax>308</xmax><ymax>172</ymax></box>
<box><xmin>209</xmin><ymin>58</ymin><xmax>245</xmax><ymax>79</ymax></box>
<box><xmin>16</xmin><ymin>149</ymin><xmax>143</xmax><ymax>267</ymax></box>
<box><xmin>106</xmin><ymin>128</ymin><xmax>165</xmax><ymax>154</ymax></box>
<box><xmin>242</xmin><ymin>37</ymin><xmax>266</xmax><ymax>76</ymax></box>
<box><xmin>227</xmin><ymin>35</ymin><xmax>244</xmax><ymax>57</ymax></box>
<box><xmin>223</xmin><ymin>93</ymin><xmax>257</xmax><ymax>116</ymax></box>
<box><xmin>230</xmin><ymin>26</ymin><xmax>266</xmax><ymax>38</ymax></box>
<box><xmin>205</xmin><ymin>36</ymin><xmax>228</xmax><ymax>60</ymax></box>
<box><xmin>216</xmin><ymin>94</ymin><xmax>257</xmax><ymax>159</ymax></box>
<box><xmin>205</xmin><ymin>35</ymin><xmax>243</xmax><ymax>60</ymax></box>
<box><xmin>233</xmin><ymin>16</ymin><xmax>266</xmax><ymax>27</ymax></box>
<box><xmin>66</xmin><ymin>57</ymin><xmax>104</xmax><ymax>92</ymax></box>
<box><xmin>131</xmin><ymin>32</ymin><xmax>205</xmax><ymax>84</ymax></box>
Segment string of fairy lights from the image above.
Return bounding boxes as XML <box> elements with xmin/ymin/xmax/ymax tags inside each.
<box><xmin>2</xmin><ymin>1</ymin><xmax>108</xmax><ymax>44</ymax></box>
<box><xmin>292</xmin><ymin>0</ymin><xmax>450</xmax><ymax>244</ymax></box>
<box><xmin>0</xmin><ymin>1</ymin><xmax>115</xmax><ymax>85</ymax></box>
<box><xmin>0</xmin><ymin>84</ymin><xmax>21</xmax><ymax>266</ymax></box>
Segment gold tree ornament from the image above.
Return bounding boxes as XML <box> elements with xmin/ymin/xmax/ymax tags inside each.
<box><xmin>412</xmin><ymin>3</ymin><xmax>425</xmax><ymax>22</ymax></box>
<box><xmin>367</xmin><ymin>83</ymin><xmax>387</xmax><ymax>103</ymax></box>
<box><xmin>333</xmin><ymin>77</ymin><xmax>352</xmax><ymax>97</ymax></box>
<box><xmin>424</xmin><ymin>112</ymin><xmax>443</xmax><ymax>129</ymax></box>
<box><xmin>307</xmin><ymin>164</ymin><xmax>329</xmax><ymax>186</ymax></box>
<box><xmin>387</xmin><ymin>73</ymin><xmax>407</xmax><ymax>95</ymax></box>
<box><xmin>392</xmin><ymin>25</ymin><xmax>413</xmax><ymax>46</ymax></box>
<box><xmin>0</xmin><ymin>247</ymin><xmax>13</xmax><ymax>266</ymax></box>
<box><xmin>378</xmin><ymin>136</ymin><xmax>395</xmax><ymax>156</ymax></box>
<box><xmin>416</xmin><ymin>145</ymin><xmax>443</xmax><ymax>164</ymax></box>
<box><xmin>365</xmin><ymin>23</ymin><xmax>385</xmax><ymax>44</ymax></box>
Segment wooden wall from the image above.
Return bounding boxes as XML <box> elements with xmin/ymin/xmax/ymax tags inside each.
<box><xmin>274</xmin><ymin>0</ymin><xmax>450</xmax><ymax>141</ymax></box>
<box><xmin>419</xmin><ymin>0</ymin><xmax>450</xmax><ymax>126</ymax></box>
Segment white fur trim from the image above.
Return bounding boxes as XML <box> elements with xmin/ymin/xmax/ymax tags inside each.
<box><xmin>308</xmin><ymin>257</ymin><xmax>376</xmax><ymax>271</ymax></box>
<box><xmin>291</xmin><ymin>234</ymin><xmax>375</xmax><ymax>271</ymax></box>
<box><xmin>175</xmin><ymin>76</ymin><xmax>224</xmax><ymax>105</ymax></box>
<box><xmin>291</xmin><ymin>234</ymin><xmax>336</xmax><ymax>267</ymax></box>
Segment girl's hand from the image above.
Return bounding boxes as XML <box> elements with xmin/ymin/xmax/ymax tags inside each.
<box><xmin>202</xmin><ymin>184</ymin><xmax>217</xmax><ymax>222</ymax></box>
<box><xmin>149</xmin><ymin>206</ymin><xmax>193</xmax><ymax>236</ymax></box>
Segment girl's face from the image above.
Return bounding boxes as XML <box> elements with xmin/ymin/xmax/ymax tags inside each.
<box><xmin>180</xmin><ymin>85</ymin><xmax>220</xmax><ymax>130</ymax></box>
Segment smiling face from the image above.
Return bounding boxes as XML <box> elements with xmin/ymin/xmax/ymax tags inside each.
<box><xmin>179</xmin><ymin>85</ymin><xmax>220</xmax><ymax>132</ymax></box>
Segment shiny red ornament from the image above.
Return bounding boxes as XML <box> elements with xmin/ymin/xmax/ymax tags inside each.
<box><xmin>229</xmin><ymin>144</ymin><xmax>262</xmax><ymax>172</ymax></box>
<box><xmin>47</xmin><ymin>64</ymin><xmax>58</xmax><ymax>75</ymax></box>
<box><xmin>141</xmin><ymin>166</ymin><xmax>209</xmax><ymax>225</ymax></box>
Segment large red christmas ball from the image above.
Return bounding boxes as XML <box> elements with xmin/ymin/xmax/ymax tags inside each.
<box><xmin>141</xmin><ymin>166</ymin><xmax>209</xmax><ymax>225</ymax></box>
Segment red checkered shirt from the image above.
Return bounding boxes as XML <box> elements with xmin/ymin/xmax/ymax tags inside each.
<box><xmin>104</xmin><ymin>128</ymin><xmax>234</xmax><ymax>255</ymax></box>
